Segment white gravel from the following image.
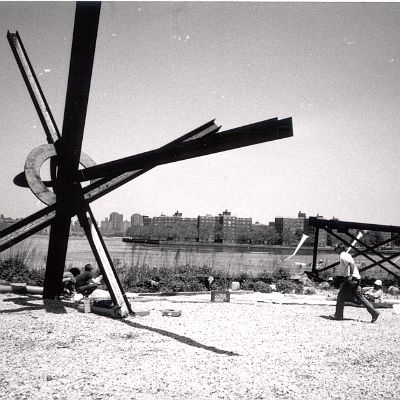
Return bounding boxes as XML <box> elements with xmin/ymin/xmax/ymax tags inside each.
<box><xmin>1</xmin><ymin>292</ymin><xmax>399</xmax><ymax>400</ymax></box>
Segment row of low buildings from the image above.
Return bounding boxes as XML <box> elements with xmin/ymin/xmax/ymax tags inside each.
<box><xmin>1</xmin><ymin>211</ymin><xmax>395</xmax><ymax>246</ymax></box>
<box><xmin>67</xmin><ymin>210</ymin><xmax>400</xmax><ymax>246</ymax></box>
<box><xmin>96</xmin><ymin>210</ymin><xmax>348</xmax><ymax>245</ymax></box>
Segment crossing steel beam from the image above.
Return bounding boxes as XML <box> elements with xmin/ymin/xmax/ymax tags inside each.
<box><xmin>308</xmin><ymin>217</ymin><xmax>400</xmax><ymax>280</ymax></box>
<box><xmin>2</xmin><ymin>1</ymin><xmax>294</xmax><ymax>317</ymax></box>
<box><xmin>76</xmin><ymin>117</ymin><xmax>293</xmax><ymax>182</ymax></box>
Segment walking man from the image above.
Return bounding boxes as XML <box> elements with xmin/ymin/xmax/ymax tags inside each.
<box><xmin>329</xmin><ymin>243</ymin><xmax>379</xmax><ymax>323</ymax></box>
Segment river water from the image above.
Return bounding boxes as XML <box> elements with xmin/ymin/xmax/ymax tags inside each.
<box><xmin>2</xmin><ymin>235</ymin><xmax>394</xmax><ymax>279</ymax></box>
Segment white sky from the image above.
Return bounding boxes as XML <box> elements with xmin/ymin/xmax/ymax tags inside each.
<box><xmin>1</xmin><ymin>2</ymin><xmax>400</xmax><ymax>225</ymax></box>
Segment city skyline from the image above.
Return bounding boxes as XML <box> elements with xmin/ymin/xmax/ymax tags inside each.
<box><xmin>1</xmin><ymin>3</ymin><xmax>400</xmax><ymax>227</ymax></box>
<box><xmin>97</xmin><ymin>208</ymin><xmax>319</xmax><ymax>225</ymax></box>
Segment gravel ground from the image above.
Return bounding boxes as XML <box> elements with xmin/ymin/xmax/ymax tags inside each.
<box><xmin>1</xmin><ymin>292</ymin><xmax>399</xmax><ymax>400</ymax></box>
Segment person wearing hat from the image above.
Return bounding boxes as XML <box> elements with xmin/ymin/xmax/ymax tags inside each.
<box><xmin>329</xmin><ymin>243</ymin><xmax>380</xmax><ymax>323</ymax></box>
<box><xmin>75</xmin><ymin>264</ymin><xmax>98</xmax><ymax>297</ymax></box>
<box><xmin>363</xmin><ymin>280</ymin><xmax>384</xmax><ymax>304</ymax></box>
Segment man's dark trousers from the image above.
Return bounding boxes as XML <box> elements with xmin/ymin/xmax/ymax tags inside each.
<box><xmin>335</xmin><ymin>278</ymin><xmax>378</xmax><ymax>319</ymax></box>
<box><xmin>77</xmin><ymin>283</ymin><xmax>97</xmax><ymax>297</ymax></box>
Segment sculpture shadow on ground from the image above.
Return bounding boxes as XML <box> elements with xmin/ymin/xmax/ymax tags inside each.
<box><xmin>1</xmin><ymin>294</ymin><xmax>71</xmax><ymax>314</ymax></box>
<box><xmin>121</xmin><ymin>318</ymin><xmax>240</xmax><ymax>356</ymax></box>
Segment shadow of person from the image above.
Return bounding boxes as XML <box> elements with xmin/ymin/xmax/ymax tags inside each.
<box><xmin>319</xmin><ymin>315</ymin><xmax>359</xmax><ymax>322</ymax></box>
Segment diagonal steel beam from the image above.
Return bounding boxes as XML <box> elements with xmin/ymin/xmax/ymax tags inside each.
<box><xmin>43</xmin><ymin>1</ymin><xmax>102</xmax><ymax>299</ymax></box>
<box><xmin>0</xmin><ymin>121</ymin><xmax>221</xmax><ymax>252</ymax></box>
<box><xmin>76</xmin><ymin>117</ymin><xmax>293</xmax><ymax>182</ymax></box>
<box><xmin>77</xmin><ymin>207</ymin><xmax>131</xmax><ymax>317</ymax></box>
<box><xmin>7</xmin><ymin>31</ymin><xmax>61</xmax><ymax>144</ymax></box>
<box><xmin>314</xmin><ymin>228</ymin><xmax>400</xmax><ymax>279</ymax></box>
<box><xmin>347</xmin><ymin>232</ymin><xmax>400</xmax><ymax>272</ymax></box>
<box><xmin>7</xmin><ymin>13</ymin><xmax>138</xmax><ymax>311</ymax></box>
<box><xmin>81</xmin><ymin>119</ymin><xmax>221</xmax><ymax>202</ymax></box>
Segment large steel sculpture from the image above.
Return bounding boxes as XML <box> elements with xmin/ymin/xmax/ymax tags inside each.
<box><xmin>1</xmin><ymin>2</ymin><xmax>293</xmax><ymax>317</ymax></box>
<box><xmin>308</xmin><ymin>217</ymin><xmax>400</xmax><ymax>280</ymax></box>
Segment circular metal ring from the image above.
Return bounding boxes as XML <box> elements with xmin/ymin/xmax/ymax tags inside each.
<box><xmin>24</xmin><ymin>144</ymin><xmax>97</xmax><ymax>206</ymax></box>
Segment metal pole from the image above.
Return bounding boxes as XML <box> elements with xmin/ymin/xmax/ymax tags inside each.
<box><xmin>311</xmin><ymin>227</ymin><xmax>319</xmax><ymax>274</ymax></box>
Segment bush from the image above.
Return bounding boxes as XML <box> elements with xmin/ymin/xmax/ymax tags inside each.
<box><xmin>233</xmin><ymin>272</ymin><xmax>252</xmax><ymax>283</ymax></box>
<box><xmin>253</xmin><ymin>280</ymin><xmax>273</xmax><ymax>293</ymax></box>
<box><xmin>241</xmin><ymin>279</ymin><xmax>255</xmax><ymax>291</ymax></box>
<box><xmin>388</xmin><ymin>286</ymin><xmax>400</xmax><ymax>297</ymax></box>
<box><xmin>317</xmin><ymin>270</ymin><xmax>333</xmax><ymax>282</ymax></box>
<box><xmin>303</xmin><ymin>286</ymin><xmax>316</xmax><ymax>295</ymax></box>
<box><xmin>0</xmin><ymin>258</ymin><xmax>44</xmax><ymax>285</ymax></box>
<box><xmin>318</xmin><ymin>282</ymin><xmax>331</xmax><ymax>291</ymax></box>
<box><xmin>272</xmin><ymin>267</ymin><xmax>291</xmax><ymax>282</ymax></box>
<box><xmin>255</xmin><ymin>271</ymin><xmax>273</xmax><ymax>283</ymax></box>
<box><xmin>275</xmin><ymin>279</ymin><xmax>303</xmax><ymax>294</ymax></box>
<box><xmin>209</xmin><ymin>270</ymin><xmax>231</xmax><ymax>290</ymax></box>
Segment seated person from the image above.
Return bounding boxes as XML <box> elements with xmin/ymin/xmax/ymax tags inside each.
<box><xmin>75</xmin><ymin>264</ymin><xmax>98</xmax><ymax>297</ymax></box>
<box><xmin>62</xmin><ymin>269</ymin><xmax>76</xmax><ymax>297</ymax></box>
<box><xmin>363</xmin><ymin>280</ymin><xmax>384</xmax><ymax>303</ymax></box>
<box><xmin>69</xmin><ymin>267</ymin><xmax>81</xmax><ymax>278</ymax></box>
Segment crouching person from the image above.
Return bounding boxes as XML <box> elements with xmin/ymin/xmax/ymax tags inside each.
<box><xmin>61</xmin><ymin>269</ymin><xmax>76</xmax><ymax>298</ymax></box>
<box><xmin>75</xmin><ymin>264</ymin><xmax>98</xmax><ymax>297</ymax></box>
<box><xmin>363</xmin><ymin>280</ymin><xmax>384</xmax><ymax>304</ymax></box>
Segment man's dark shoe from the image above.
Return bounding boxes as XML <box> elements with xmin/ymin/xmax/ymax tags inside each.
<box><xmin>328</xmin><ymin>315</ymin><xmax>343</xmax><ymax>321</ymax></box>
<box><xmin>371</xmin><ymin>312</ymin><xmax>380</xmax><ymax>323</ymax></box>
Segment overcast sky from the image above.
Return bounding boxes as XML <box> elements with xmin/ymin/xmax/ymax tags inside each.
<box><xmin>1</xmin><ymin>1</ymin><xmax>400</xmax><ymax>226</ymax></box>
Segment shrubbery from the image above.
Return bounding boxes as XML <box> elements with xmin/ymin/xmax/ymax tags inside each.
<box><xmin>303</xmin><ymin>286</ymin><xmax>316</xmax><ymax>295</ymax></box>
<box><xmin>275</xmin><ymin>279</ymin><xmax>303</xmax><ymax>294</ymax></box>
<box><xmin>255</xmin><ymin>271</ymin><xmax>273</xmax><ymax>283</ymax></box>
<box><xmin>0</xmin><ymin>258</ymin><xmax>44</xmax><ymax>285</ymax></box>
<box><xmin>272</xmin><ymin>267</ymin><xmax>291</xmax><ymax>281</ymax></box>
<box><xmin>0</xmin><ymin>249</ymin><xmax>325</xmax><ymax>296</ymax></box>
<box><xmin>253</xmin><ymin>280</ymin><xmax>273</xmax><ymax>293</ymax></box>
<box><xmin>241</xmin><ymin>280</ymin><xmax>255</xmax><ymax>291</ymax></box>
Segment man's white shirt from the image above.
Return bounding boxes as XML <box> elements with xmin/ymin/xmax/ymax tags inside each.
<box><xmin>339</xmin><ymin>251</ymin><xmax>361</xmax><ymax>279</ymax></box>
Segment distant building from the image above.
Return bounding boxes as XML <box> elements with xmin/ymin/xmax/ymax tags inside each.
<box><xmin>131</xmin><ymin>213</ymin><xmax>143</xmax><ymax>227</ymax></box>
<box><xmin>121</xmin><ymin>220</ymin><xmax>130</xmax><ymax>234</ymax></box>
<box><xmin>275</xmin><ymin>211</ymin><xmax>327</xmax><ymax>246</ymax></box>
<box><xmin>305</xmin><ymin>214</ymin><xmax>327</xmax><ymax>247</ymax></box>
<box><xmin>217</xmin><ymin>209</ymin><xmax>252</xmax><ymax>244</ymax></box>
<box><xmin>198</xmin><ymin>210</ymin><xmax>252</xmax><ymax>244</ymax></box>
<box><xmin>100</xmin><ymin>217</ymin><xmax>112</xmax><ymax>235</ymax></box>
<box><xmin>153</xmin><ymin>211</ymin><xmax>181</xmax><ymax>227</ymax></box>
<box><xmin>0</xmin><ymin>214</ymin><xmax>16</xmax><ymax>231</ymax></box>
<box><xmin>109</xmin><ymin>212</ymin><xmax>123</xmax><ymax>233</ymax></box>
<box><xmin>143</xmin><ymin>216</ymin><xmax>152</xmax><ymax>226</ymax></box>
<box><xmin>71</xmin><ymin>218</ymin><xmax>85</xmax><ymax>236</ymax></box>
<box><xmin>198</xmin><ymin>214</ymin><xmax>216</xmax><ymax>243</ymax></box>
